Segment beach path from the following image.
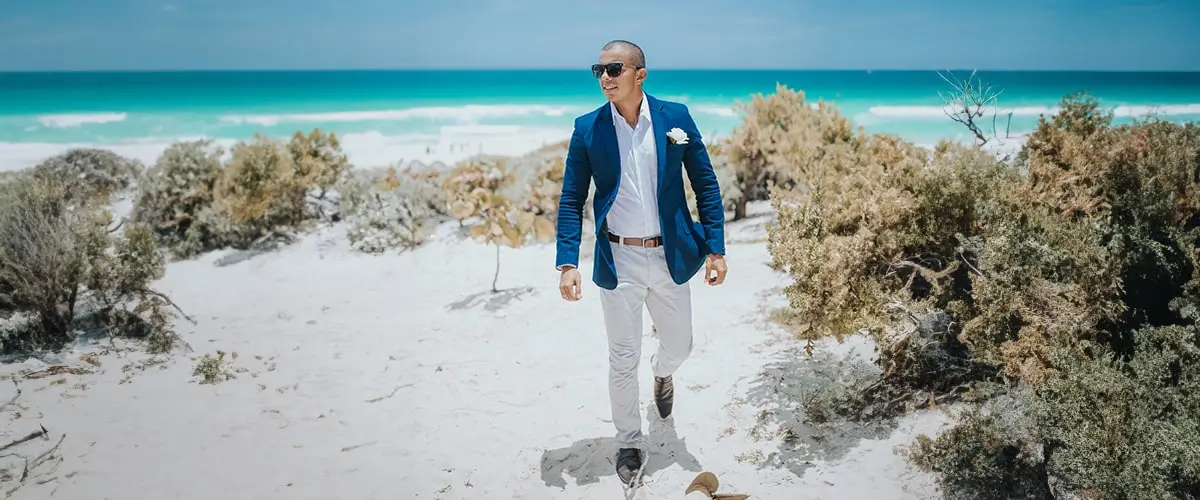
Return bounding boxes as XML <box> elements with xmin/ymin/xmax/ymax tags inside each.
<box><xmin>0</xmin><ymin>203</ymin><xmax>947</xmax><ymax>500</ymax></box>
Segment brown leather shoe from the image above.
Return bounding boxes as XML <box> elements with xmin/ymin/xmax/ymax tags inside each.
<box><xmin>654</xmin><ymin>375</ymin><xmax>674</xmax><ymax>418</ymax></box>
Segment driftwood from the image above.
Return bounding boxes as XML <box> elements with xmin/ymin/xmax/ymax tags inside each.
<box><xmin>1</xmin><ymin>381</ymin><xmax>68</xmax><ymax>498</ymax></box>
<box><xmin>23</xmin><ymin>366</ymin><xmax>92</xmax><ymax>380</ymax></box>
<box><xmin>0</xmin><ymin>426</ymin><xmax>46</xmax><ymax>453</ymax></box>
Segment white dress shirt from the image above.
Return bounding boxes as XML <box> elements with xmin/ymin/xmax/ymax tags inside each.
<box><xmin>606</xmin><ymin>93</ymin><xmax>660</xmax><ymax>239</ymax></box>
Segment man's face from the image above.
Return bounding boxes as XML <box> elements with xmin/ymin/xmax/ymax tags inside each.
<box><xmin>594</xmin><ymin>48</ymin><xmax>643</xmax><ymax>103</ymax></box>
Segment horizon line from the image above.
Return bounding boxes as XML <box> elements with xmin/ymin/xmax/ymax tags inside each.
<box><xmin>2</xmin><ymin>67</ymin><xmax>1199</xmax><ymax>74</ymax></box>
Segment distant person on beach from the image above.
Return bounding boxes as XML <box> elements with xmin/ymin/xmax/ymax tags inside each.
<box><xmin>553</xmin><ymin>39</ymin><xmax>728</xmax><ymax>486</ymax></box>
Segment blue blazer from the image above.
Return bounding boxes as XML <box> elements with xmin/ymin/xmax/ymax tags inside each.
<box><xmin>555</xmin><ymin>93</ymin><xmax>726</xmax><ymax>290</ymax></box>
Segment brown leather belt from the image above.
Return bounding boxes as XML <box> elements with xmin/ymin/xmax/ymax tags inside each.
<box><xmin>607</xmin><ymin>232</ymin><xmax>662</xmax><ymax>248</ymax></box>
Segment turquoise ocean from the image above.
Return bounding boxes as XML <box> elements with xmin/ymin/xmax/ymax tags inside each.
<box><xmin>2</xmin><ymin>70</ymin><xmax>1199</xmax><ymax>169</ymax></box>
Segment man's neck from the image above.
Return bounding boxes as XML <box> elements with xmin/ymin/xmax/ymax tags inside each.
<box><xmin>614</xmin><ymin>92</ymin><xmax>643</xmax><ymax>127</ymax></box>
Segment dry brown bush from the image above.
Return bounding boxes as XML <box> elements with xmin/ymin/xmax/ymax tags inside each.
<box><xmin>767</xmin><ymin>134</ymin><xmax>1017</xmax><ymax>347</ymax></box>
<box><xmin>518</xmin><ymin>153</ymin><xmax>565</xmax><ymax>224</ymax></box>
<box><xmin>214</xmin><ymin>133</ymin><xmax>304</xmax><ymax>230</ymax></box>
<box><xmin>209</xmin><ymin>130</ymin><xmax>352</xmax><ymax>249</ymax></box>
<box><xmin>756</xmin><ymin>86</ymin><xmax>1199</xmax><ymax>497</ymax></box>
<box><xmin>443</xmin><ymin>157</ymin><xmax>555</xmax><ymax>291</ymax></box>
<box><xmin>287</xmin><ymin>129</ymin><xmax>350</xmax><ymax>221</ymax></box>
<box><xmin>906</xmin><ymin>97</ymin><xmax>1200</xmax><ymax>498</ymax></box>
<box><xmin>766</xmin><ymin>132</ymin><xmax>1013</xmax><ymax>416</ymax></box>
<box><xmin>727</xmin><ymin>84</ymin><xmax>857</xmax><ymax>220</ymax></box>
<box><xmin>954</xmin><ymin>94</ymin><xmax>1200</xmax><ymax>383</ymax></box>
<box><xmin>133</xmin><ymin>130</ymin><xmax>352</xmax><ymax>259</ymax></box>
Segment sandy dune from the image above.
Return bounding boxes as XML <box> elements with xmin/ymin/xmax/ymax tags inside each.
<box><xmin>1</xmin><ymin>202</ymin><xmax>950</xmax><ymax>500</ymax></box>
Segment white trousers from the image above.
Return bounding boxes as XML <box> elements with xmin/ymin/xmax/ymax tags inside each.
<box><xmin>599</xmin><ymin>242</ymin><xmax>694</xmax><ymax>448</ymax></box>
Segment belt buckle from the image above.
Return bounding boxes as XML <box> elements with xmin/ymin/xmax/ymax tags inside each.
<box><xmin>609</xmin><ymin>232</ymin><xmax>660</xmax><ymax>248</ymax></box>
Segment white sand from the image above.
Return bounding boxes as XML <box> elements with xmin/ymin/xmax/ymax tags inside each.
<box><xmin>0</xmin><ymin>178</ymin><xmax>954</xmax><ymax>498</ymax></box>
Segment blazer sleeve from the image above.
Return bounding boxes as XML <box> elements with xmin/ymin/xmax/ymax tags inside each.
<box><xmin>555</xmin><ymin>122</ymin><xmax>593</xmax><ymax>270</ymax></box>
<box><xmin>679</xmin><ymin>106</ymin><xmax>726</xmax><ymax>256</ymax></box>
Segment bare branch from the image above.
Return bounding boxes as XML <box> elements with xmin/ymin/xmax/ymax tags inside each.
<box><xmin>137</xmin><ymin>288</ymin><xmax>196</xmax><ymax>324</ymax></box>
<box><xmin>936</xmin><ymin>69</ymin><xmax>1006</xmax><ymax>146</ymax></box>
<box><xmin>0</xmin><ymin>426</ymin><xmax>47</xmax><ymax>453</ymax></box>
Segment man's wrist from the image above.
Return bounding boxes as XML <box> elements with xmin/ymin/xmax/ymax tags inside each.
<box><xmin>558</xmin><ymin>264</ymin><xmax>577</xmax><ymax>271</ymax></box>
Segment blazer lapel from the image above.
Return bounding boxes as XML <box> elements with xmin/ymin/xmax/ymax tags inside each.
<box><xmin>648</xmin><ymin>94</ymin><xmax>668</xmax><ymax>199</ymax></box>
<box><xmin>594</xmin><ymin>104</ymin><xmax>620</xmax><ymax>176</ymax></box>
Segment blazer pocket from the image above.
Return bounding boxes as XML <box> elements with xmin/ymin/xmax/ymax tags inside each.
<box><xmin>666</xmin><ymin>143</ymin><xmax>685</xmax><ymax>161</ymax></box>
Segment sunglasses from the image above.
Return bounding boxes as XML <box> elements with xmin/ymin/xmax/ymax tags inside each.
<box><xmin>591</xmin><ymin>62</ymin><xmax>641</xmax><ymax>78</ymax></box>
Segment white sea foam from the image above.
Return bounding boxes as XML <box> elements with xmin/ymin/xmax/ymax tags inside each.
<box><xmin>693</xmin><ymin>101</ymin><xmax>822</xmax><ymax>118</ymax></box>
<box><xmin>218</xmin><ymin>104</ymin><xmax>582</xmax><ymax>127</ymax></box>
<box><xmin>869</xmin><ymin>103</ymin><xmax>1200</xmax><ymax>119</ymax></box>
<box><xmin>36</xmin><ymin>112</ymin><xmax>128</xmax><ymax>128</ymax></box>
<box><xmin>694</xmin><ymin>105</ymin><xmax>738</xmax><ymax>117</ymax></box>
<box><xmin>0</xmin><ymin>125</ymin><xmax>574</xmax><ymax>173</ymax></box>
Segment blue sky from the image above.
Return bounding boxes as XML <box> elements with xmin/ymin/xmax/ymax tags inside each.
<box><xmin>0</xmin><ymin>0</ymin><xmax>1196</xmax><ymax>71</ymax></box>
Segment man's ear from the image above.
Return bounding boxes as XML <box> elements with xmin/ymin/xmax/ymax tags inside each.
<box><xmin>636</xmin><ymin>68</ymin><xmax>647</xmax><ymax>84</ymax></box>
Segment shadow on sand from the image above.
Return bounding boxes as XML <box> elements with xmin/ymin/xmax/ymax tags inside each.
<box><xmin>539</xmin><ymin>402</ymin><xmax>703</xmax><ymax>489</ymax></box>
<box><xmin>446</xmin><ymin>286</ymin><xmax>537</xmax><ymax>312</ymax></box>
<box><xmin>741</xmin><ymin>338</ymin><xmax>900</xmax><ymax>477</ymax></box>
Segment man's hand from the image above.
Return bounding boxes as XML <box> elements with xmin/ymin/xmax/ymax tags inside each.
<box><xmin>559</xmin><ymin>267</ymin><xmax>583</xmax><ymax>301</ymax></box>
<box><xmin>704</xmin><ymin>254</ymin><xmax>727</xmax><ymax>286</ymax></box>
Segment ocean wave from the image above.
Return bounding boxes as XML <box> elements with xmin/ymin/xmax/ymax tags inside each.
<box><xmin>0</xmin><ymin>126</ymin><xmax>574</xmax><ymax>173</ymax></box>
<box><xmin>693</xmin><ymin>102</ymin><xmax>822</xmax><ymax>118</ymax></box>
<box><xmin>218</xmin><ymin>104</ymin><xmax>582</xmax><ymax>127</ymax></box>
<box><xmin>693</xmin><ymin>105</ymin><xmax>738</xmax><ymax>117</ymax></box>
<box><xmin>37</xmin><ymin>112</ymin><xmax>128</xmax><ymax>128</ymax></box>
<box><xmin>869</xmin><ymin>103</ymin><xmax>1200</xmax><ymax>119</ymax></box>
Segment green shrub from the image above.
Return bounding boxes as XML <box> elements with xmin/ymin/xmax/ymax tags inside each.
<box><xmin>954</xmin><ymin>96</ymin><xmax>1200</xmax><ymax>383</ymax></box>
<box><xmin>131</xmin><ymin>139</ymin><xmax>231</xmax><ymax>258</ymax></box>
<box><xmin>905</xmin><ymin>400</ymin><xmax>1051</xmax><ymax>500</ymax></box>
<box><xmin>908</xmin><ymin>324</ymin><xmax>1200</xmax><ymax>499</ymax></box>
<box><xmin>0</xmin><ymin>172</ymin><xmax>180</xmax><ymax>354</ymax></box>
<box><xmin>133</xmin><ymin>130</ymin><xmax>354</xmax><ymax>259</ymax></box>
<box><xmin>30</xmin><ymin>148</ymin><xmax>144</xmax><ymax>204</ymax></box>
<box><xmin>758</xmin><ymin>87</ymin><xmax>1199</xmax><ymax>497</ymax></box>
<box><xmin>338</xmin><ymin>167</ymin><xmax>447</xmax><ymax>253</ymax></box>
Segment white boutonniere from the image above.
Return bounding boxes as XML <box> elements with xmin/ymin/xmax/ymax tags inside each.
<box><xmin>667</xmin><ymin>127</ymin><xmax>689</xmax><ymax>145</ymax></box>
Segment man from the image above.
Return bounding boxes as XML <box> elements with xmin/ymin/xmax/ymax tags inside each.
<box><xmin>554</xmin><ymin>39</ymin><xmax>728</xmax><ymax>485</ymax></box>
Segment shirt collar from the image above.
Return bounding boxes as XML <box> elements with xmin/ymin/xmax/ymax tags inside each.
<box><xmin>610</xmin><ymin>92</ymin><xmax>651</xmax><ymax>125</ymax></box>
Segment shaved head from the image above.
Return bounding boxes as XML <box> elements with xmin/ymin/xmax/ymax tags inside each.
<box><xmin>596</xmin><ymin>39</ymin><xmax>648</xmax><ymax>111</ymax></box>
<box><xmin>602</xmin><ymin>40</ymin><xmax>645</xmax><ymax>69</ymax></box>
